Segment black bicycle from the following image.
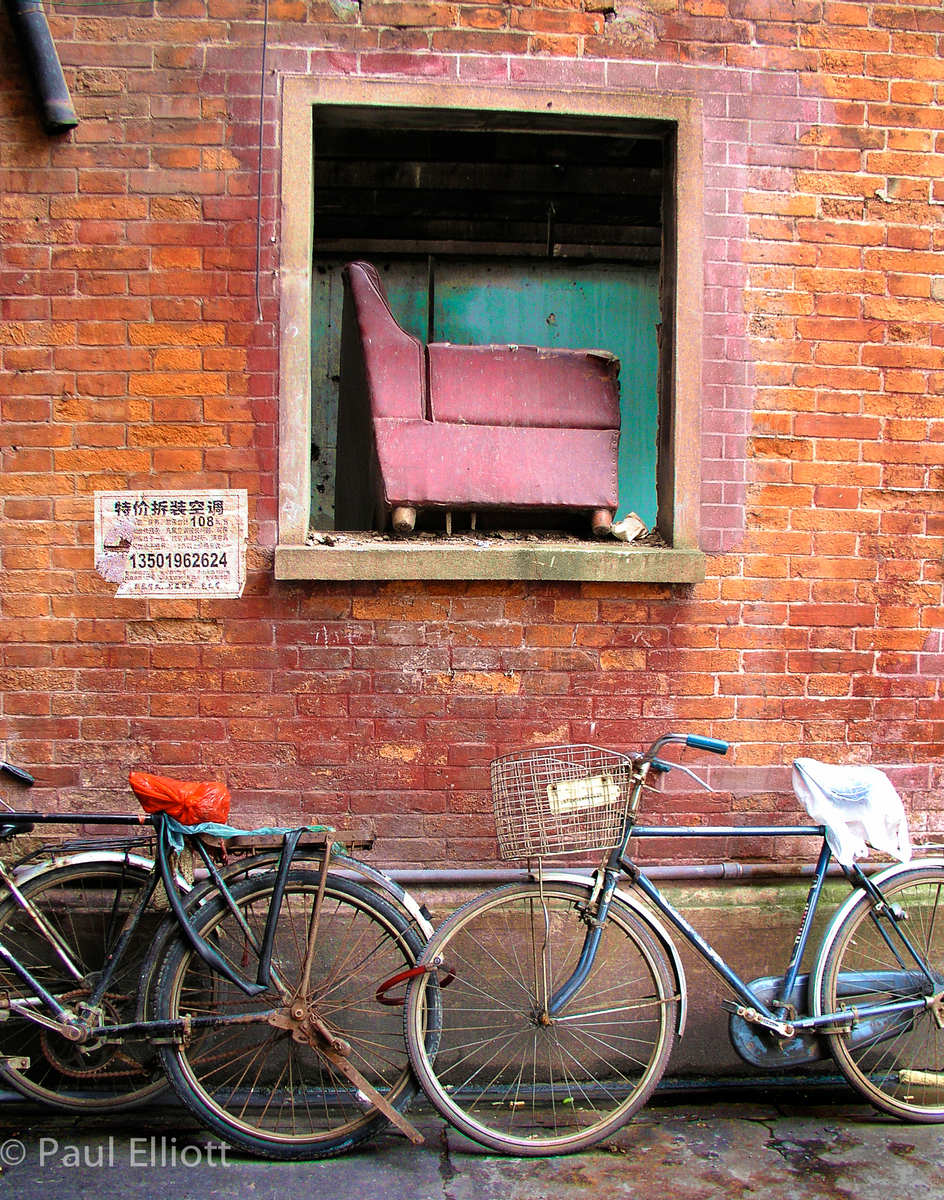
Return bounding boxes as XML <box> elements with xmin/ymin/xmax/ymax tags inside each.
<box><xmin>0</xmin><ymin>767</ymin><xmax>436</xmax><ymax>1159</ymax></box>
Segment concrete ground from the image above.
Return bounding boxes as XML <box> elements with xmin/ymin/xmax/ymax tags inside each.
<box><xmin>1</xmin><ymin>1082</ymin><xmax>943</xmax><ymax>1200</ymax></box>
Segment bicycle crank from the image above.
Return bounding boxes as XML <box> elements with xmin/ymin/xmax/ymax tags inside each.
<box><xmin>7</xmin><ymin>998</ymin><xmax>88</xmax><ymax>1042</ymax></box>
<box><xmin>40</xmin><ymin>992</ymin><xmax>143</xmax><ymax>1077</ymax></box>
<box><xmin>268</xmin><ymin>1005</ymin><xmax>424</xmax><ymax>1145</ymax></box>
<box><xmin>721</xmin><ymin>999</ymin><xmax>795</xmax><ymax>1039</ymax></box>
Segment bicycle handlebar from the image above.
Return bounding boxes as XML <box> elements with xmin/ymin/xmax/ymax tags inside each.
<box><xmin>1</xmin><ymin>763</ymin><xmax>34</xmax><ymax>785</ymax></box>
<box><xmin>644</xmin><ymin>732</ymin><xmax>729</xmax><ymax>761</ymax></box>
<box><xmin>685</xmin><ymin>734</ymin><xmax>729</xmax><ymax>755</ymax></box>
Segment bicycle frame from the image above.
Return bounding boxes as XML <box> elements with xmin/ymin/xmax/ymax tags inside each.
<box><xmin>0</xmin><ymin>816</ymin><xmax>277</xmax><ymax>1038</ymax></box>
<box><xmin>543</xmin><ymin>754</ymin><xmax>940</xmax><ymax>1046</ymax></box>
<box><xmin>0</xmin><ymin>807</ymin><xmax>431</xmax><ymax>1143</ymax></box>
<box><xmin>0</xmin><ymin>812</ymin><xmax>347</xmax><ymax>1038</ymax></box>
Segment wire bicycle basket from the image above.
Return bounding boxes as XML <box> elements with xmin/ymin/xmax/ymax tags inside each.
<box><xmin>491</xmin><ymin>744</ymin><xmax>635</xmax><ymax>860</ymax></box>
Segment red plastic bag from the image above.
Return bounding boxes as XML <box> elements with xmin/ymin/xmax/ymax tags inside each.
<box><xmin>129</xmin><ymin>771</ymin><xmax>231</xmax><ymax>826</ymax></box>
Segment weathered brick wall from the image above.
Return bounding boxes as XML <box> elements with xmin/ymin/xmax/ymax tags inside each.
<box><xmin>1</xmin><ymin>1</ymin><xmax>942</xmax><ymax>865</ymax></box>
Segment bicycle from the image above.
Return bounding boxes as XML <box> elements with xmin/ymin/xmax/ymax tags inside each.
<box><xmin>0</xmin><ymin>766</ymin><xmax>436</xmax><ymax>1159</ymax></box>
<box><xmin>403</xmin><ymin>733</ymin><xmax>944</xmax><ymax>1155</ymax></box>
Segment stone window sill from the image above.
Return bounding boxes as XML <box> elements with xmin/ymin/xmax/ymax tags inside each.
<box><xmin>274</xmin><ymin>540</ymin><xmax>705</xmax><ymax>583</ymax></box>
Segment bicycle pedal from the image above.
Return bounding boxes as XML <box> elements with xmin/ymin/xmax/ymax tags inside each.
<box><xmin>721</xmin><ymin>999</ymin><xmax>795</xmax><ymax>1038</ymax></box>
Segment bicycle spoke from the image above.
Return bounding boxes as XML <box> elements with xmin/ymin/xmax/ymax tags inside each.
<box><xmin>406</xmin><ymin>881</ymin><xmax>676</xmax><ymax>1154</ymax></box>
<box><xmin>819</xmin><ymin>867</ymin><xmax>944</xmax><ymax>1121</ymax></box>
<box><xmin>156</xmin><ymin>871</ymin><xmax>424</xmax><ymax>1159</ymax></box>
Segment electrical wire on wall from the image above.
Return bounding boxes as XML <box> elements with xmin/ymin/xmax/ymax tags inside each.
<box><xmin>255</xmin><ymin>0</ymin><xmax>270</xmax><ymax>323</ymax></box>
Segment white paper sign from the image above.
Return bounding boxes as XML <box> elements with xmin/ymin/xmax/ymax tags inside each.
<box><xmin>94</xmin><ymin>490</ymin><xmax>248</xmax><ymax>598</ymax></box>
<box><xmin>547</xmin><ymin>774</ymin><xmax>619</xmax><ymax>815</ymax></box>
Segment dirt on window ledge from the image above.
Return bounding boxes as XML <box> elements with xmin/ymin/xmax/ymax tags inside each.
<box><xmin>305</xmin><ymin>528</ymin><xmax>667</xmax><ymax>550</ymax></box>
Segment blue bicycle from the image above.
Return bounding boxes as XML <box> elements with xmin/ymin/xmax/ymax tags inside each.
<box><xmin>404</xmin><ymin>733</ymin><xmax>944</xmax><ymax>1154</ymax></box>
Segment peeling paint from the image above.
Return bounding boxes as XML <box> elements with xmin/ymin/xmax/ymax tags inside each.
<box><xmin>378</xmin><ymin>744</ymin><xmax>421</xmax><ymax>762</ymax></box>
<box><xmin>435</xmin><ymin>671</ymin><xmax>521</xmax><ymax>695</ymax></box>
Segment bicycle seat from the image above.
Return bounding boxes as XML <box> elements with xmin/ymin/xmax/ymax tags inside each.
<box><xmin>129</xmin><ymin>771</ymin><xmax>231</xmax><ymax>827</ymax></box>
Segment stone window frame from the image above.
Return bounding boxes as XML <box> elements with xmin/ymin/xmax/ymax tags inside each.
<box><xmin>275</xmin><ymin>75</ymin><xmax>705</xmax><ymax>584</ymax></box>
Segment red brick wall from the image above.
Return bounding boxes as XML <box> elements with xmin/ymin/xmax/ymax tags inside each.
<box><xmin>1</xmin><ymin>1</ymin><xmax>942</xmax><ymax>864</ymax></box>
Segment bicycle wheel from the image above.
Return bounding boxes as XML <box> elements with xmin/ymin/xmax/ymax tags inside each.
<box><xmin>155</xmin><ymin>870</ymin><xmax>426</xmax><ymax>1160</ymax></box>
<box><xmin>816</xmin><ymin>864</ymin><xmax>944</xmax><ymax>1121</ymax></box>
<box><xmin>404</xmin><ymin>881</ymin><xmax>678</xmax><ymax>1155</ymax></box>
<box><xmin>0</xmin><ymin>860</ymin><xmax>168</xmax><ymax>1110</ymax></box>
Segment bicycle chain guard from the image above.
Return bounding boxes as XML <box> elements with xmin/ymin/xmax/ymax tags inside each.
<box><xmin>729</xmin><ymin>972</ymin><xmax>921</xmax><ymax>1069</ymax></box>
<box><xmin>728</xmin><ymin>975</ymin><xmax>828</xmax><ymax>1069</ymax></box>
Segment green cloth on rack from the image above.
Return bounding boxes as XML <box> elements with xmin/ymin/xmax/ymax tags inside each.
<box><xmin>162</xmin><ymin>815</ymin><xmax>340</xmax><ymax>855</ymax></box>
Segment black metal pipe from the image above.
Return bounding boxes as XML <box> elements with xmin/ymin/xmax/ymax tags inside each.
<box><xmin>4</xmin><ymin>0</ymin><xmax>78</xmax><ymax>134</ymax></box>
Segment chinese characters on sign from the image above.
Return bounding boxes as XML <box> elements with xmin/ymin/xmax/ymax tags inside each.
<box><xmin>94</xmin><ymin>491</ymin><xmax>248</xmax><ymax>598</ymax></box>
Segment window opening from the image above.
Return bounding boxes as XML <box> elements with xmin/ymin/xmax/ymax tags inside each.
<box><xmin>310</xmin><ymin>106</ymin><xmax>668</xmax><ymax>536</ymax></box>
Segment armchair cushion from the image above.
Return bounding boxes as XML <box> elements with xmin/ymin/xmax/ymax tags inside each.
<box><xmin>426</xmin><ymin>343</ymin><xmax>620</xmax><ymax>429</ymax></box>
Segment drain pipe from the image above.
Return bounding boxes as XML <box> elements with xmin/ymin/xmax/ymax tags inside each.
<box><xmin>190</xmin><ymin>862</ymin><xmax>862</xmax><ymax>889</ymax></box>
<box><xmin>4</xmin><ymin>0</ymin><xmax>78</xmax><ymax>133</ymax></box>
<box><xmin>382</xmin><ymin>861</ymin><xmax>881</xmax><ymax>887</ymax></box>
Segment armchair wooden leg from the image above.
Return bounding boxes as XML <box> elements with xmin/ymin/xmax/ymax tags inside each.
<box><xmin>391</xmin><ymin>506</ymin><xmax>416</xmax><ymax>534</ymax></box>
<box><xmin>591</xmin><ymin>509</ymin><xmax>613</xmax><ymax>538</ymax></box>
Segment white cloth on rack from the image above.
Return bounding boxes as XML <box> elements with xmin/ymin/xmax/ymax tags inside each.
<box><xmin>792</xmin><ymin>758</ymin><xmax>911</xmax><ymax>868</ymax></box>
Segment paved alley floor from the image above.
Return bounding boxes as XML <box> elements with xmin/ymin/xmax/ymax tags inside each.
<box><xmin>0</xmin><ymin>1083</ymin><xmax>941</xmax><ymax>1200</ymax></box>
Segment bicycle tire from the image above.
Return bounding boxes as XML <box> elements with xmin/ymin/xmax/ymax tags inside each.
<box><xmin>155</xmin><ymin>869</ymin><xmax>426</xmax><ymax>1160</ymax></box>
<box><xmin>404</xmin><ymin>880</ymin><xmax>677</xmax><ymax>1155</ymax></box>
<box><xmin>816</xmin><ymin>864</ymin><xmax>944</xmax><ymax>1121</ymax></box>
<box><xmin>0</xmin><ymin>860</ymin><xmax>168</xmax><ymax>1110</ymax></box>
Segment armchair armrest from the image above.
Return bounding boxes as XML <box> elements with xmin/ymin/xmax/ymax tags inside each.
<box><xmin>341</xmin><ymin>262</ymin><xmax>426</xmax><ymax>420</ymax></box>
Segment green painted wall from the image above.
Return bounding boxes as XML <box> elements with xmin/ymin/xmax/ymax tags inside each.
<box><xmin>312</xmin><ymin>259</ymin><xmax>661</xmax><ymax>529</ymax></box>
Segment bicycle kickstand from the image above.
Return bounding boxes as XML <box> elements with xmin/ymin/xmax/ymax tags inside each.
<box><xmin>267</xmin><ymin>1008</ymin><xmax>424</xmax><ymax>1145</ymax></box>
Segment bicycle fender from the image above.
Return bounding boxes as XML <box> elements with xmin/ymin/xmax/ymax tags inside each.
<box><xmin>809</xmin><ymin>856</ymin><xmax>944</xmax><ymax>1013</ymax></box>
<box><xmin>202</xmin><ymin>848</ymin><xmax>436</xmax><ymax>942</ymax></box>
<box><xmin>13</xmin><ymin>850</ymin><xmax>188</xmax><ymax>888</ymax></box>
<box><xmin>331</xmin><ymin>855</ymin><xmax>436</xmax><ymax>941</ymax></box>
<box><xmin>534</xmin><ymin>870</ymin><xmax>688</xmax><ymax>1037</ymax></box>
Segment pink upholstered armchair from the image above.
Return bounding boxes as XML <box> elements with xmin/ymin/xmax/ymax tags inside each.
<box><xmin>334</xmin><ymin>261</ymin><xmax>621</xmax><ymax>536</ymax></box>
